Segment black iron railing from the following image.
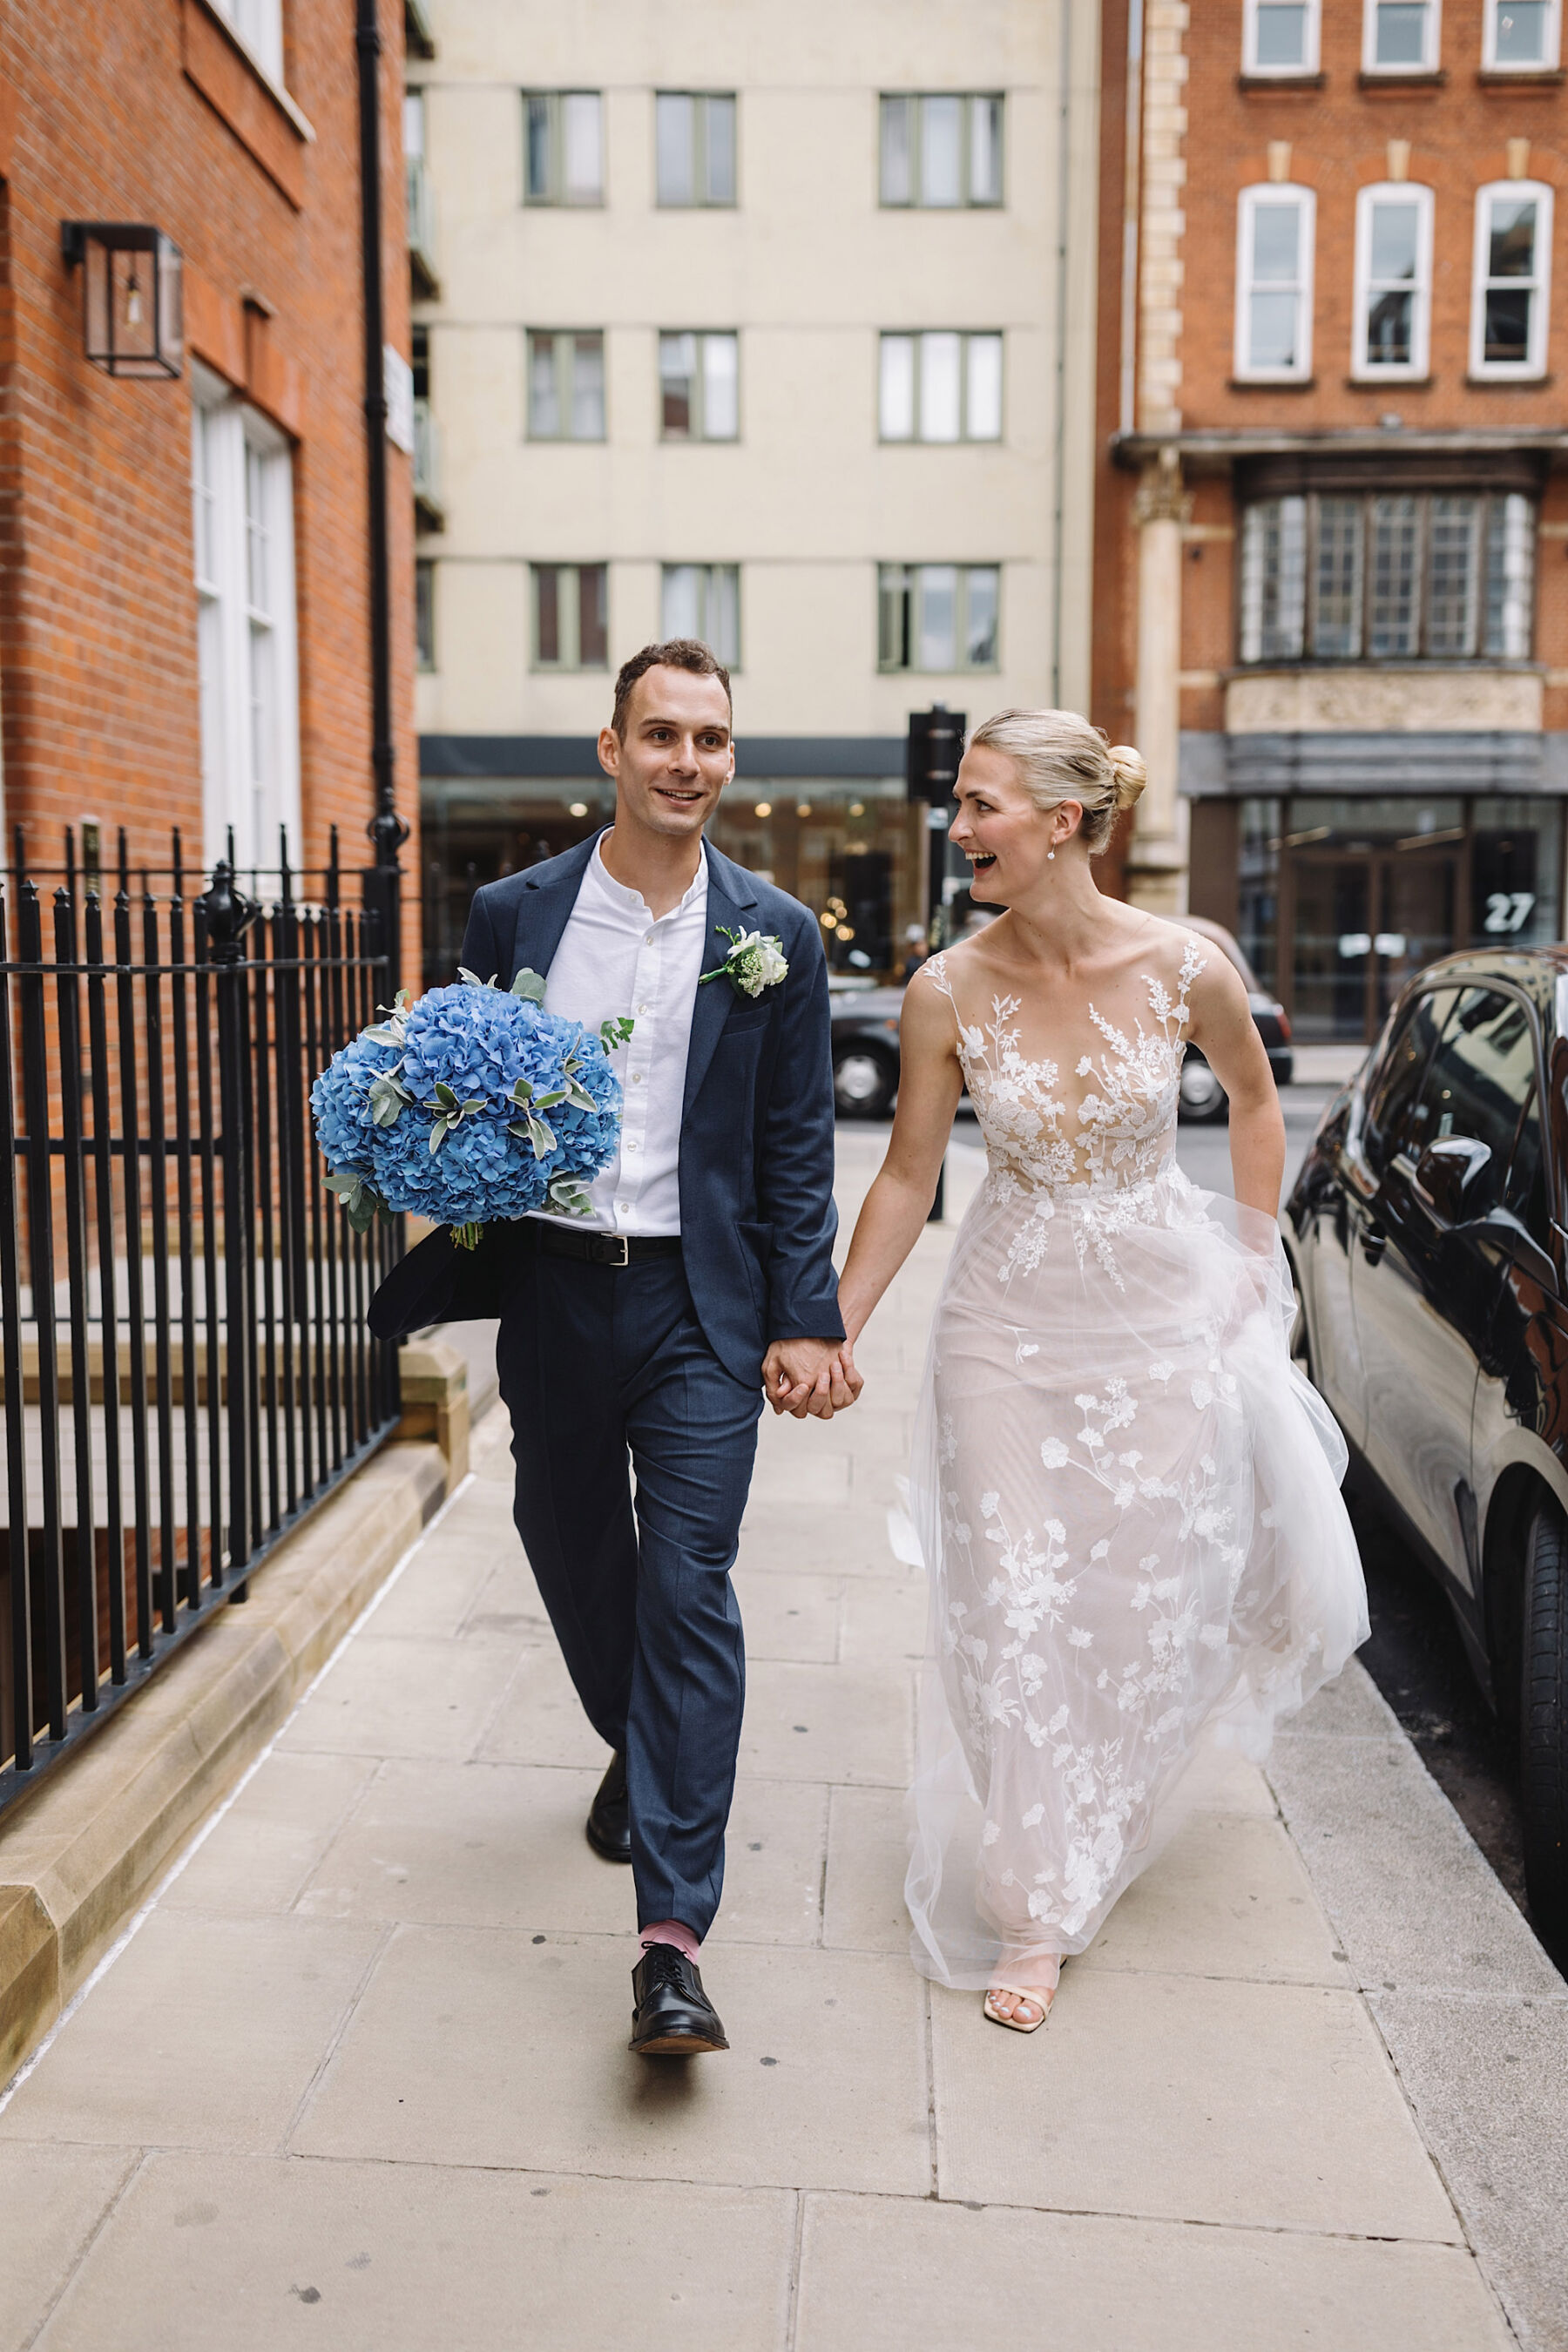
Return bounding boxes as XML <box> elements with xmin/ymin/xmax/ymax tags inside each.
<box><xmin>0</xmin><ymin>825</ymin><xmax>403</xmax><ymax>1811</ymax></box>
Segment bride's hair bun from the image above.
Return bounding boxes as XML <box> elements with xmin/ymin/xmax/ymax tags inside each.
<box><xmin>1106</xmin><ymin>745</ymin><xmax>1146</xmax><ymax>812</ymax></box>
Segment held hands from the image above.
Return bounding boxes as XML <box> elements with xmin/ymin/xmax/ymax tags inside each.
<box><xmin>761</xmin><ymin>1337</ymin><xmax>865</xmax><ymax>1420</ymax></box>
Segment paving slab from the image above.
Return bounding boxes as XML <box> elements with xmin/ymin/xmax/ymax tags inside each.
<box><xmin>739</xmin><ymin>1659</ymin><xmax>911</xmax><ymax>1786</ymax></box>
<box><xmin>0</xmin><ymin>2139</ymin><xmax>139</xmax><ymax>2352</ymax></box>
<box><xmin>475</xmin><ymin>1646</ymin><xmax>615</xmax><ymax>1770</ymax></box>
<box><xmin>837</xmin><ymin>1574</ymin><xmax>929</xmax><ymax>1661</ymax></box>
<box><xmin>731</xmin><ymin>1565</ymin><xmax>843</xmax><ymax>1662</ymax></box>
<box><xmin>35</xmin><ymin>2151</ymin><xmax>794</xmax><ymax>2352</ymax></box>
<box><xmin>294</xmin><ymin>1928</ymin><xmax>930</xmax><ymax>2196</ymax></box>
<box><xmin>0</xmin><ymin>1911</ymin><xmax>383</xmax><ymax>2155</ymax></box>
<box><xmin>931</xmin><ymin>1967</ymin><xmax>1461</xmax><ymax>2239</ymax></box>
<box><xmin>1074</xmin><ymin>1812</ymin><xmax>1353</xmax><ymax>1987</ymax></box>
<box><xmin>160</xmin><ymin>1752</ymin><xmax>379</xmax><ymax>1917</ymax></box>
<box><xmin>822</xmin><ymin>1783</ymin><xmax>910</xmax><ymax>1955</ymax></box>
<box><xmin>277</xmin><ymin>1632</ymin><xmax>519</xmax><ymax>1764</ymax></box>
<box><xmin>1369</xmin><ymin>1990</ymin><xmax>1568</xmax><ymax>2352</ymax></box>
<box><xmin>794</xmin><ymin>2192</ymin><xmax>1513</xmax><ymax>2352</ymax></box>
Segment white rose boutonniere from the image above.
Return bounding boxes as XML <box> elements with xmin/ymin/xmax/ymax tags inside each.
<box><xmin>700</xmin><ymin>924</ymin><xmax>789</xmax><ymax>999</ymax></box>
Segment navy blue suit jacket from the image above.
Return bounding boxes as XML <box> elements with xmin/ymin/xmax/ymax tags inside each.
<box><xmin>459</xmin><ymin>833</ymin><xmax>844</xmax><ymax>1384</ymax></box>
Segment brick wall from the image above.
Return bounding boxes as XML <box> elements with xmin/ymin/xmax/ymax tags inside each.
<box><xmin>0</xmin><ymin>0</ymin><xmax>417</xmax><ymax>957</ymax></box>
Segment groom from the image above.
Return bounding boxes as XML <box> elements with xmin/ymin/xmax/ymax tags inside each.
<box><xmin>460</xmin><ymin>639</ymin><xmax>850</xmax><ymax>2056</ymax></box>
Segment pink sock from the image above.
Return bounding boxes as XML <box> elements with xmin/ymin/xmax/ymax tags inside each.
<box><xmin>639</xmin><ymin>1918</ymin><xmax>701</xmax><ymax>1963</ymax></box>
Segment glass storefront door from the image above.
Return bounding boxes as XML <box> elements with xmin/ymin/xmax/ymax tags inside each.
<box><xmin>1233</xmin><ymin>794</ymin><xmax>1563</xmax><ymax>1044</ymax></box>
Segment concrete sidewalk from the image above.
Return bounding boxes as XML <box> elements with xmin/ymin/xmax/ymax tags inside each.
<box><xmin>0</xmin><ymin>1135</ymin><xmax>1542</xmax><ymax>2350</ymax></box>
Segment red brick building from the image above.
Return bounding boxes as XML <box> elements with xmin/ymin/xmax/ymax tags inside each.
<box><xmin>0</xmin><ymin>0</ymin><xmax>418</xmax><ymax>943</ymax></box>
<box><xmin>1097</xmin><ymin>0</ymin><xmax>1568</xmax><ymax>1044</ymax></box>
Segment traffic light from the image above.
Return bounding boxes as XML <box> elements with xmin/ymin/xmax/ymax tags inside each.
<box><xmin>906</xmin><ymin>705</ymin><xmax>966</xmax><ymax>807</ymax></box>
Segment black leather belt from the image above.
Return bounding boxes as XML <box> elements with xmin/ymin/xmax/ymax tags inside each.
<box><xmin>531</xmin><ymin>1222</ymin><xmax>682</xmax><ymax>1268</ymax></box>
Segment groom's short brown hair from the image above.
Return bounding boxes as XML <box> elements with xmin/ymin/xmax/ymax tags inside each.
<box><xmin>612</xmin><ymin>639</ymin><xmax>733</xmax><ymax>739</ymax></box>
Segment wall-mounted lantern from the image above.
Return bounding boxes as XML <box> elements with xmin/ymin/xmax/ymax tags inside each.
<box><xmin>60</xmin><ymin>223</ymin><xmax>184</xmax><ymax>381</ymax></box>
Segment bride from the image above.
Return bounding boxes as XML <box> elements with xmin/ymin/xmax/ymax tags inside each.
<box><xmin>824</xmin><ymin>709</ymin><xmax>1368</xmax><ymax>2032</ymax></box>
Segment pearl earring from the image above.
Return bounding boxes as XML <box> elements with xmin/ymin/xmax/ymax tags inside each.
<box><xmin>1047</xmin><ymin>848</ymin><xmax>1056</xmax><ymax>862</ymax></box>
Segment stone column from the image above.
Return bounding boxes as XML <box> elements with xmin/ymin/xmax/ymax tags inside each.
<box><xmin>1125</xmin><ymin>449</ymin><xmax>1190</xmax><ymax>915</ymax></box>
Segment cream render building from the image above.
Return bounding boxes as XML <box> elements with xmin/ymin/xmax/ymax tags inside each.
<box><xmin>409</xmin><ymin>0</ymin><xmax>1102</xmax><ymax>983</ymax></box>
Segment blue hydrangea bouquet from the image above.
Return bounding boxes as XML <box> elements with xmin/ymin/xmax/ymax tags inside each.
<box><xmin>310</xmin><ymin>968</ymin><xmax>631</xmax><ymax>1250</ymax></box>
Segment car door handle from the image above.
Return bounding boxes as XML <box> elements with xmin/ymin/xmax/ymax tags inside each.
<box><xmin>1360</xmin><ymin>1221</ymin><xmax>1388</xmax><ymax>1267</ymax></box>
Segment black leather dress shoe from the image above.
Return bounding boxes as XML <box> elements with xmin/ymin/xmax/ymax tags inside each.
<box><xmin>629</xmin><ymin>1943</ymin><xmax>729</xmax><ymax>2056</ymax></box>
<box><xmin>585</xmin><ymin>1750</ymin><xmax>632</xmax><ymax>1863</ymax></box>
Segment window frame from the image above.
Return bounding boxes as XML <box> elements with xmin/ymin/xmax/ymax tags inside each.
<box><xmin>1233</xmin><ymin>185</ymin><xmax>1317</xmax><ymax>382</ymax></box>
<box><xmin>531</xmin><ymin>562</ymin><xmax>610</xmax><ymax>672</ymax></box>
<box><xmin>658</xmin><ymin>331</ymin><xmax>741</xmax><ymax>442</ymax></box>
<box><xmin>1483</xmin><ymin>0</ymin><xmax>1561</xmax><ymax>67</ymax></box>
<box><xmin>521</xmin><ymin>91</ymin><xmax>605</xmax><ymax>208</ymax></box>
<box><xmin>1361</xmin><ymin>0</ymin><xmax>1443</xmax><ymax>71</ymax></box>
<box><xmin>191</xmin><ymin>366</ymin><xmax>301</xmax><ymax>875</ymax></box>
<box><xmin>1470</xmin><ymin>180</ymin><xmax>1553</xmax><ymax>379</ymax></box>
<box><xmin>525</xmin><ymin>328</ymin><xmax>607</xmax><ymax>443</ymax></box>
<box><xmin>876</xmin><ymin>563</ymin><xmax>1002</xmax><ymax>674</ymax></box>
<box><xmin>1243</xmin><ymin>0</ymin><xmax>1322</xmax><ymax>74</ymax></box>
<box><xmin>878</xmin><ymin>330</ymin><xmax>1004</xmax><ymax>442</ymax></box>
<box><xmin>654</xmin><ymin>92</ymin><xmax>738</xmax><ymax>209</ymax></box>
<box><xmin>659</xmin><ymin>564</ymin><xmax>741</xmax><ymax>666</ymax></box>
<box><xmin>878</xmin><ymin>94</ymin><xmax>1005</xmax><ymax>209</ymax></box>
<box><xmin>1236</xmin><ymin>487</ymin><xmax>1538</xmax><ymax>665</ymax></box>
<box><xmin>209</xmin><ymin>0</ymin><xmax>287</xmax><ymax>91</ymax></box>
<box><xmin>1352</xmin><ymin>181</ymin><xmax>1436</xmax><ymax>379</ymax></box>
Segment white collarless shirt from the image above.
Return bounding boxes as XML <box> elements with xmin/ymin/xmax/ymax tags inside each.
<box><xmin>532</xmin><ymin>836</ymin><xmax>710</xmax><ymax>1235</ymax></box>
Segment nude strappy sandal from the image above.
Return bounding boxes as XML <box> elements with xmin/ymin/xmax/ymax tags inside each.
<box><xmin>983</xmin><ymin>1983</ymin><xmax>1055</xmax><ymax>2034</ymax></box>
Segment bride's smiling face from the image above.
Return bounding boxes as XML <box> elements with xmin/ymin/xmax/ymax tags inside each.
<box><xmin>950</xmin><ymin>746</ymin><xmax>1080</xmax><ymax>904</ymax></box>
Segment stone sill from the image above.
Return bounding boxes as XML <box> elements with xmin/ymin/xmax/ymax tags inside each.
<box><xmin>1477</xmin><ymin>66</ymin><xmax>1566</xmax><ymax>86</ymax></box>
<box><xmin>1228</xmin><ymin>376</ymin><xmax>1317</xmax><ymax>392</ymax></box>
<box><xmin>1356</xmin><ymin>68</ymin><xmax>1447</xmax><ymax>90</ymax></box>
<box><xmin>1237</xmin><ymin>72</ymin><xmax>1327</xmax><ymax>91</ymax></box>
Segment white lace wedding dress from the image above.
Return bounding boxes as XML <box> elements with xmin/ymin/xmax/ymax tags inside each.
<box><xmin>904</xmin><ymin>935</ymin><xmax>1369</xmax><ymax>1990</ymax></box>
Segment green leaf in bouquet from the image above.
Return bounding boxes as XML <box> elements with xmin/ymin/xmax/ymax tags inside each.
<box><xmin>506</xmin><ymin>1109</ymin><xmax>558</xmax><ymax>1159</ymax></box>
<box><xmin>510</xmin><ymin>968</ymin><xmax>548</xmax><ymax>1004</ymax></box>
<box><xmin>323</xmin><ymin>1169</ymin><xmax>383</xmax><ymax>1233</ymax></box>
<box><xmin>562</xmin><ymin>1078</ymin><xmax>599</xmax><ymax>1113</ymax></box>
<box><xmin>548</xmin><ymin>1174</ymin><xmax>592</xmax><ymax>1217</ymax></box>
<box><xmin>457</xmin><ymin>965</ymin><xmax>497</xmax><ymax>990</ymax></box>
<box><xmin>362</xmin><ymin>1021</ymin><xmax>403</xmax><ymax>1048</ymax></box>
<box><xmin>429</xmin><ymin>1116</ymin><xmax>452</xmax><ymax>1154</ymax></box>
<box><xmin>510</xmin><ymin>1077</ymin><xmax>533</xmax><ymax>1107</ymax></box>
<box><xmin>531</xmin><ymin>1086</ymin><xmax>569</xmax><ymax>1111</ymax></box>
<box><xmin>599</xmin><ymin>1016</ymin><xmax>635</xmax><ymax>1051</ymax></box>
<box><xmin>368</xmin><ymin>1071</ymin><xmax>413</xmax><ymax>1127</ymax></box>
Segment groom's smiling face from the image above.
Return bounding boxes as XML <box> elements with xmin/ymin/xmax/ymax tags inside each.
<box><xmin>598</xmin><ymin>666</ymin><xmax>734</xmax><ymax>842</ymax></box>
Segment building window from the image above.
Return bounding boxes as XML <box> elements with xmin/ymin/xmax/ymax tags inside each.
<box><xmin>208</xmin><ymin>0</ymin><xmax>284</xmax><ymax>85</ymax></box>
<box><xmin>192</xmin><ymin>374</ymin><xmax>300</xmax><ymax>873</ymax></box>
<box><xmin>660</xmin><ymin>564</ymin><xmax>740</xmax><ymax>664</ymax></box>
<box><xmin>524</xmin><ymin>92</ymin><xmax>604</xmax><ymax>206</ymax></box>
<box><xmin>416</xmin><ymin>559</ymin><xmax>436</xmax><ymax>671</ymax></box>
<box><xmin>1234</xmin><ymin>187</ymin><xmax>1315</xmax><ymax>380</ymax></box>
<box><xmin>1353</xmin><ymin>183</ymin><xmax>1434</xmax><ymax>377</ymax></box>
<box><xmin>879</xmin><ymin>333</ymin><xmax>1003</xmax><ymax>441</ymax></box>
<box><xmin>1238</xmin><ymin>490</ymin><xmax>1536</xmax><ymax>663</ymax></box>
<box><xmin>527</xmin><ymin>331</ymin><xmax>606</xmax><ymax>440</ymax></box>
<box><xmin>878</xmin><ymin>564</ymin><xmax>999</xmax><ymax>672</ymax></box>
<box><xmin>659</xmin><ymin>334</ymin><xmax>739</xmax><ymax>439</ymax></box>
<box><xmin>655</xmin><ymin>94</ymin><xmax>736</xmax><ymax>206</ymax></box>
<box><xmin>532</xmin><ymin>564</ymin><xmax>608</xmax><ymax>671</ymax></box>
<box><xmin>1471</xmin><ymin>183</ymin><xmax>1553</xmax><ymax>375</ymax></box>
<box><xmin>1484</xmin><ymin>0</ymin><xmax>1559</xmax><ymax>65</ymax></box>
<box><xmin>1362</xmin><ymin>0</ymin><xmax>1441</xmax><ymax>69</ymax></box>
<box><xmin>879</xmin><ymin>96</ymin><xmax>1004</xmax><ymax>208</ymax></box>
<box><xmin>1243</xmin><ymin>0</ymin><xmax>1321</xmax><ymax>72</ymax></box>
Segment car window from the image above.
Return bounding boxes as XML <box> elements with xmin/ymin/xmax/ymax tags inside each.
<box><xmin>1505</xmin><ymin>1081</ymin><xmax>1551</xmax><ymax>1250</ymax></box>
<box><xmin>1411</xmin><ymin>987</ymin><xmax>1538</xmax><ymax>1213</ymax></box>
<box><xmin>1363</xmin><ymin>988</ymin><xmax>1457</xmax><ymax>1176</ymax></box>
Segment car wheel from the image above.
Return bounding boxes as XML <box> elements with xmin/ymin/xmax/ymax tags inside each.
<box><xmin>1521</xmin><ymin>1499</ymin><xmax>1568</xmax><ymax>1957</ymax></box>
<box><xmin>1178</xmin><ymin>1056</ymin><xmax>1228</xmax><ymax>1124</ymax></box>
<box><xmin>833</xmin><ymin>1045</ymin><xmax>896</xmax><ymax>1119</ymax></box>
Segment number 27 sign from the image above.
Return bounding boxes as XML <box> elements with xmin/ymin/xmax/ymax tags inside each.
<box><xmin>1484</xmin><ymin>891</ymin><xmax>1536</xmax><ymax>936</ymax></box>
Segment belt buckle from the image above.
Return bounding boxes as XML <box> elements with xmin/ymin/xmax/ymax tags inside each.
<box><xmin>599</xmin><ymin>1233</ymin><xmax>631</xmax><ymax>1268</ymax></box>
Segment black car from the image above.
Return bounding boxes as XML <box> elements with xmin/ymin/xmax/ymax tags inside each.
<box><xmin>828</xmin><ymin>915</ymin><xmax>1294</xmax><ymax>1121</ymax></box>
<box><xmin>1285</xmin><ymin>947</ymin><xmax>1568</xmax><ymax>1954</ymax></box>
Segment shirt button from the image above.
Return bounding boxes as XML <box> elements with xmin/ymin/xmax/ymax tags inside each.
<box><xmin>617</xmin><ymin>1202</ymin><xmax>630</xmax><ymax>1215</ymax></box>
<box><xmin>625</xmin><ymin>1137</ymin><xmax>639</xmax><ymax>1152</ymax></box>
<box><xmin>645</xmin><ymin>931</ymin><xmax>655</xmax><ymax>945</ymax></box>
<box><xmin>638</xmin><ymin>1004</ymin><xmax>652</xmax><ymax>1015</ymax></box>
<box><xmin>632</xmin><ymin>1072</ymin><xmax>645</xmax><ymax>1084</ymax></box>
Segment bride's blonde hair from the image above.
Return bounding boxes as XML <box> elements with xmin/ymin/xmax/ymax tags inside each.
<box><xmin>968</xmin><ymin>708</ymin><xmax>1146</xmax><ymax>857</ymax></box>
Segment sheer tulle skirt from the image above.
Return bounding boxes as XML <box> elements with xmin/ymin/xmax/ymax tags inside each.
<box><xmin>903</xmin><ymin>1160</ymin><xmax>1369</xmax><ymax>1991</ymax></box>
